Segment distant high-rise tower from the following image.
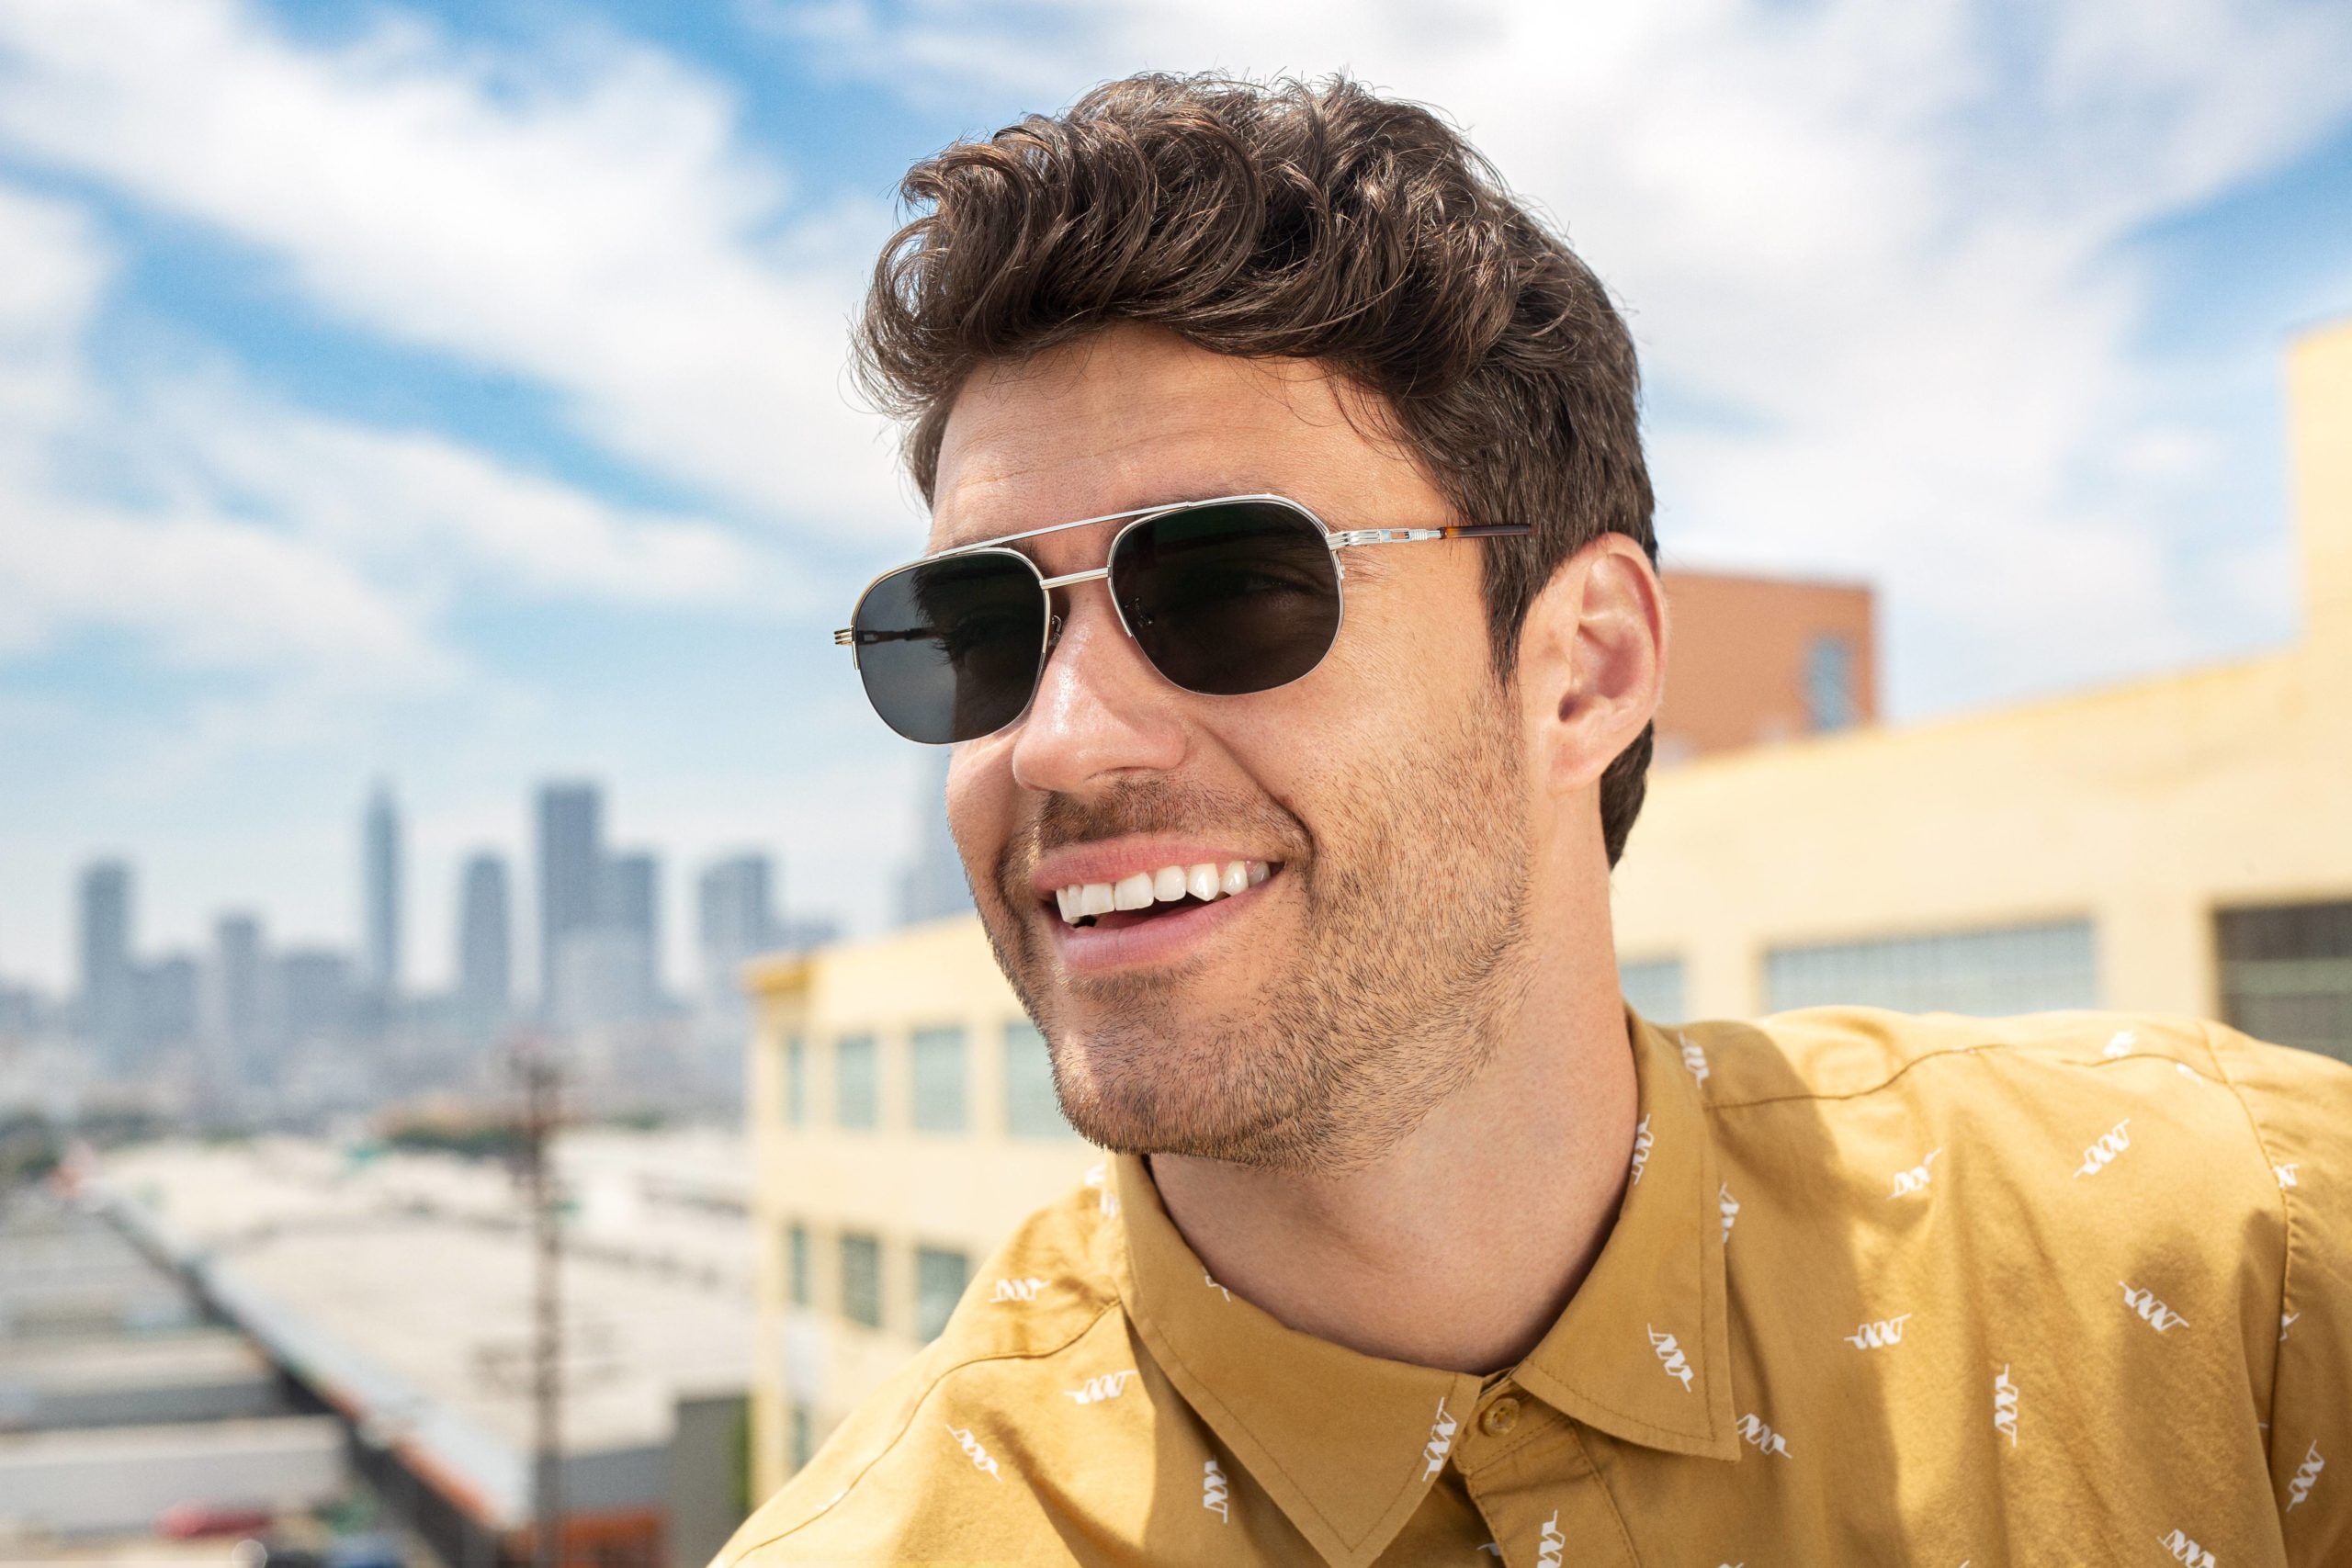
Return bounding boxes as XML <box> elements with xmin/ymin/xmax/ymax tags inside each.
<box><xmin>898</xmin><ymin>749</ymin><xmax>972</xmax><ymax>925</ymax></box>
<box><xmin>457</xmin><ymin>852</ymin><xmax>513</xmax><ymax>1025</ymax></box>
<box><xmin>601</xmin><ymin>850</ymin><xmax>662</xmax><ymax>1015</ymax></box>
<box><xmin>76</xmin><ymin>860</ymin><xmax>135</xmax><ymax>1057</ymax></box>
<box><xmin>206</xmin><ymin>912</ymin><xmax>266</xmax><ymax>1084</ymax></box>
<box><xmin>536</xmin><ymin>782</ymin><xmax>605</xmax><ymax>1017</ymax></box>
<box><xmin>698</xmin><ymin>853</ymin><xmax>777</xmax><ymax>1003</ymax></box>
<box><xmin>363</xmin><ymin>782</ymin><xmax>402</xmax><ymax>1002</ymax></box>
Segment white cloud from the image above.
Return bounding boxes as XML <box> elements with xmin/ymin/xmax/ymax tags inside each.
<box><xmin>758</xmin><ymin>0</ymin><xmax>2352</xmax><ymax>716</ymax></box>
<box><xmin>0</xmin><ymin>175</ymin><xmax>807</xmax><ymax>691</ymax></box>
<box><xmin>143</xmin><ymin>377</ymin><xmax>811</xmax><ymax>615</ymax></box>
<box><xmin>0</xmin><ymin>183</ymin><xmax>447</xmax><ymax>686</ymax></box>
<box><xmin>0</xmin><ymin>0</ymin><xmax>906</xmax><ymax>530</ymax></box>
<box><xmin>0</xmin><ymin>501</ymin><xmax>454</xmax><ymax>684</ymax></box>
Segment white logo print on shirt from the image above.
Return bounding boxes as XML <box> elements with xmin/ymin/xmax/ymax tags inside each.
<box><xmin>1844</xmin><ymin>1314</ymin><xmax>1912</xmax><ymax>1349</ymax></box>
<box><xmin>2282</xmin><ymin>1312</ymin><xmax>2301</xmax><ymax>1342</ymax></box>
<box><xmin>1422</xmin><ymin>1397</ymin><xmax>1458</xmax><ymax>1478</ymax></box>
<box><xmin>1679</xmin><ymin>1033</ymin><xmax>1711</xmax><ymax>1084</ymax></box>
<box><xmin>1736</xmin><ymin>1412</ymin><xmax>1791</xmax><ymax>1457</ymax></box>
<box><xmin>1203</xmin><ymin>1272</ymin><xmax>1231</xmax><ymax>1302</ymax></box>
<box><xmin>1720</xmin><ymin>1184</ymin><xmax>1740</xmax><ymax>1244</ymax></box>
<box><xmin>1629</xmin><ymin>1113</ymin><xmax>1654</xmax><ymax>1186</ymax></box>
<box><xmin>1082</xmin><ymin>1162</ymin><xmax>1120</xmax><ymax>1216</ymax></box>
<box><xmin>2275</xmin><ymin>1162</ymin><xmax>2300</xmax><ymax>1189</ymax></box>
<box><xmin>2159</xmin><ymin>1529</ymin><xmax>2217</xmax><ymax>1567</ymax></box>
<box><xmin>2120</xmin><ymin>1281</ymin><xmax>2189</xmax><ymax>1333</ymax></box>
<box><xmin>1993</xmin><ymin>1365</ymin><xmax>2019</xmax><ymax>1446</ymax></box>
<box><xmin>991</xmin><ymin>1277</ymin><xmax>1046</xmax><ymax>1303</ymax></box>
<box><xmin>2289</xmin><ymin>1440</ymin><xmax>2324</xmax><ymax>1510</ymax></box>
<box><xmin>1535</xmin><ymin>1511</ymin><xmax>1566</xmax><ymax>1568</ymax></box>
<box><xmin>1202</xmin><ymin>1458</ymin><xmax>1230</xmax><ymax>1522</ymax></box>
<box><xmin>2103</xmin><ymin>1029</ymin><xmax>2136</xmax><ymax>1058</ymax></box>
<box><xmin>946</xmin><ymin>1423</ymin><xmax>1002</xmax><ymax>1481</ymax></box>
<box><xmin>1891</xmin><ymin>1148</ymin><xmax>1943</xmax><ymax>1197</ymax></box>
<box><xmin>1648</xmin><ymin>1325</ymin><xmax>1696</xmax><ymax>1391</ymax></box>
<box><xmin>1064</xmin><ymin>1371</ymin><xmax>1137</xmax><ymax>1405</ymax></box>
<box><xmin>2074</xmin><ymin>1120</ymin><xmax>2132</xmax><ymax>1177</ymax></box>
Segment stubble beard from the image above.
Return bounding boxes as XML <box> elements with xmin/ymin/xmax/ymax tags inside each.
<box><xmin>975</xmin><ymin>692</ymin><xmax>1535</xmax><ymax>1177</ymax></box>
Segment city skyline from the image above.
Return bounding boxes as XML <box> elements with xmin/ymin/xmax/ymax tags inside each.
<box><xmin>4</xmin><ymin>774</ymin><xmax>849</xmax><ymax>1012</ymax></box>
<box><xmin>4</xmin><ymin>2</ymin><xmax>2351</xmax><ymax>991</ymax></box>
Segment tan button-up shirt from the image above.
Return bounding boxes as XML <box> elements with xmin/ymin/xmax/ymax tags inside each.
<box><xmin>718</xmin><ymin>1008</ymin><xmax>2352</xmax><ymax>1565</ymax></box>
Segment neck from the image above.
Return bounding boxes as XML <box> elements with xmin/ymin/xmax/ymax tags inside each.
<box><xmin>1148</xmin><ymin>934</ymin><xmax>1639</xmax><ymax>1374</ymax></box>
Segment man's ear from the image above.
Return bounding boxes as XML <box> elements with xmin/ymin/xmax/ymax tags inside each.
<box><xmin>1515</xmin><ymin>535</ymin><xmax>1668</xmax><ymax>799</ymax></box>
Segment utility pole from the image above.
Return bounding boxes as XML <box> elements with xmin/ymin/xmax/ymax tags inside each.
<box><xmin>515</xmin><ymin>1041</ymin><xmax>563</xmax><ymax>1568</ymax></box>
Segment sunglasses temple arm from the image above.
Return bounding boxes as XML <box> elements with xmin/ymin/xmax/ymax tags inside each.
<box><xmin>1328</xmin><ymin>523</ymin><xmax>1535</xmax><ymax>549</ymax></box>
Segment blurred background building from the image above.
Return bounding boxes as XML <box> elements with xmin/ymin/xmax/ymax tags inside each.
<box><xmin>1652</xmin><ymin>570</ymin><xmax>1877</xmax><ymax>762</ymax></box>
<box><xmin>1612</xmin><ymin>318</ymin><xmax>2352</xmax><ymax>1041</ymax></box>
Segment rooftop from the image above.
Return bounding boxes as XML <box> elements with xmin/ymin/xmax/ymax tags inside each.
<box><xmin>94</xmin><ymin>1129</ymin><xmax>755</xmax><ymax>1527</ymax></box>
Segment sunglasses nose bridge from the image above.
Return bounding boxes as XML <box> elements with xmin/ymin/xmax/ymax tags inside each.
<box><xmin>1035</xmin><ymin>563</ymin><xmax>1136</xmax><ymax>647</ymax></box>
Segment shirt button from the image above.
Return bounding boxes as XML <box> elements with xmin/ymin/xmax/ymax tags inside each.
<box><xmin>1479</xmin><ymin>1396</ymin><xmax>1521</xmax><ymax>1438</ymax></box>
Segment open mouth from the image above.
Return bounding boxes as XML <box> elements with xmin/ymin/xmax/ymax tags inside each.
<box><xmin>1048</xmin><ymin>860</ymin><xmax>1278</xmax><ymax>931</ymax></box>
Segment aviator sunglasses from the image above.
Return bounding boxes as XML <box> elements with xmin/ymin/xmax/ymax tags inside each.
<box><xmin>836</xmin><ymin>493</ymin><xmax>1531</xmax><ymax>744</ymax></box>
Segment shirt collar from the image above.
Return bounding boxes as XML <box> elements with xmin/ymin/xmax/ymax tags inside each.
<box><xmin>1108</xmin><ymin>1005</ymin><xmax>1738</xmax><ymax>1564</ymax></box>
<box><xmin>1510</xmin><ymin>1007</ymin><xmax>1740</xmax><ymax>1460</ymax></box>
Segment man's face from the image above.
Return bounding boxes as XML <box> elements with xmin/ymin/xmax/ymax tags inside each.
<box><xmin>933</xmin><ymin>325</ymin><xmax>1536</xmax><ymax>1174</ymax></box>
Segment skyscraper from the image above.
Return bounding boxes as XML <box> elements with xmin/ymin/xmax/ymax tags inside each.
<box><xmin>698</xmin><ymin>853</ymin><xmax>777</xmax><ymax>1003</ymax></box>
<box><xmin>133</xmin><ymin>954</ymin><xmax>198</xmax><ymax>1055</ymax></box>
<box><xmin>273</xmin><ymin>949</ymin><xmax>356</xmax><ymax>1050</ymax></box>
<box><xmin>457</xmin><ymin>852</ymin><xmax>513</xmax><ymax>1025</ymax></box>
<box><xmin>898</xmin><ymin>748</ymin><xmax>972</xmax><ymax>925</ymax></box>
<box><xmin>536</xmin><ymin>782</ymin><xmax>604</xmax><ymax>1018</ymax></box>
<box><xmin>601</xmin><ymin>850</ymin><xmax>662</xmax><ymax>1015</ymax></box>
<box><xmin>76</xmin><ymin>860</ymin><xmax>134</xmax><ymax>1058</ymax></box>
<box><xmin>206</xmin><ymin>912</ymin><xmax>266</xmax><ymax>1085</ymax></box>
<box><xmin>363</xmin><ymin>782</ymin><xmax>402</xmax><ymax>1002</ymax></box>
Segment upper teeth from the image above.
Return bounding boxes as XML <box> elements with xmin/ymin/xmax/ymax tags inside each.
<box><xmin>1056</xmin><ymin>861</ymin><xmax>1271</xmax><ymax>925</ymax></box>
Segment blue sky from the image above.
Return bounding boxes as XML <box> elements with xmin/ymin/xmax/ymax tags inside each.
<box><xmin>3</xmin><ymin>0</ymin><xmax>2350</xmax><ymax>992</ymax></box>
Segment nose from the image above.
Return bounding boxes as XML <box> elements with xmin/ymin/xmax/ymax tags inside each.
<box><xmin>1008</xmin><ymin>580</ymin><xmax>1187</xmax><ymax>793</ymax></box>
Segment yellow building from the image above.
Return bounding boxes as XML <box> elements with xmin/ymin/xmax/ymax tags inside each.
<box><xmin>741</xmin><ymin>318</ymin><xmax>2352</xmax><ymax>1501</ymax></box>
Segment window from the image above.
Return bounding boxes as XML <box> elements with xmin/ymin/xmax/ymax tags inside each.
<box><xmin>2218</xmin><ymin>899</ymin><xmax>2352</xmax><ymax>1065</ymax></box>
<box><xmin>1804</xmin><ymin>634</ymin><xmax>1857</xmax><ymax>734</ymax></box>
<box><xmin>839</xmin><ymin>1232</ymin><xmax>882</xmax><ymax>1328</ymax></box>
<box><xmin>1620</xmin><ymin>957</ymin><xmax>1687</xmax><ymax>1023</ymax></box>
<box><xmin>1004</xmin><ymin>1020</ymin><xmax>1081</xmax><ymax>1140</ymax></box>
<box><xmin>786</xmin><ymin>1223</ymin><xmax>809</xmax><ymax>1308</ymax></box>
<box><xmin>784</xmin><ymin>1035</ymin><xmax>806</xmax><ymax>1127</ymax></box>
<box><xmin>789</xmin><ymin>1403</ymin><xmax>813</xmax><ymax>1470</ymax></box>
<box><xmin>910</xmin><ymin>1025</ymin><xmax>968</xmax><ymax>1134</ymax></box>
<box><xmin>914</xmin><ymin>1246</ymin><xmax>972</xmax><ymax>1341</ymax></box>
<box><xmin>1766</xmin><ymin>919</ymin><xmax>2098</xmax><ymax>1017</ymax></box>
<box><xmin>834</xmin><ymin>1033</ymin><xmax>877</xmax><ymax>1130</ymax></box>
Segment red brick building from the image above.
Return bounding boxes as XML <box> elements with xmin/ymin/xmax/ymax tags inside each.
<box><xmin>1653</xmin><ymin>569</ymin><xmax>1877</xmax><ymax>764</ymax></box>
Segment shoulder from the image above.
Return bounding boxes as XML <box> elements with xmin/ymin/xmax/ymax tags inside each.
<box><xmin>716</xmin><ymin>1170</ymin><xmax>1129</xmax><ymax>1565</ymax></box>
<box><xmin>1684</xmin><ymin>1005</ymin><xmax>2232</xmax><ymax>1104</ymax></box>
<box><xmin>1684</xmin><ymin>1006</ymin><xmax>2352</xmax><ymax>1224</ymax></box>
<box><xmin>1689</xmin><ymin>1002</ymin><xmax>2351</xmax><ymax>1122</ymax></box>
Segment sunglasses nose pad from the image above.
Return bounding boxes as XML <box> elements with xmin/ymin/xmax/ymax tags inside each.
<box><xmin>1047</xmin><ymin>611</ymin><xmax>1065</xmax><ymax>651</ymax></box>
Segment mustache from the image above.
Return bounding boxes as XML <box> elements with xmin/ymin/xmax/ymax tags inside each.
<box><xmin>997</xmin><ymin>779</ymin><xmax>1307</xmax><ymax>890</ymax></box>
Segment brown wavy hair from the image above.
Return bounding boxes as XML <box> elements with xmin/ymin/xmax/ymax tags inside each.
<box><xmin>854</xmin><ymin>73</ymin><xmax>1657</xmax><ymax>866</ymax></box>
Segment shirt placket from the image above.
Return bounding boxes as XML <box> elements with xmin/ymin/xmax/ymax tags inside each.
<box><xmin>1454</xmin><ymin>1380</ymin><xmax>1639</xmax><ymax>1568</ymax></box>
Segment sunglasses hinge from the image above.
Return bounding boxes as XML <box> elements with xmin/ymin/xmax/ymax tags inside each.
<box><xmin>1327</xmin><ymin>527</ymin><xmax>1446</xmax><ymax>548</ymax></box>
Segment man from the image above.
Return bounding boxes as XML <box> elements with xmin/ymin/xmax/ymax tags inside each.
<box><xmin>721</xmin><ymin>74</ymin><xmax>2349</xmax><ymax>1566</ymax></box>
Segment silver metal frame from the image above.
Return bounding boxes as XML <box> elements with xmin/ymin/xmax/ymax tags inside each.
<box><xmin>833</xmin><ymin>492</ymin><xmax>1530</xmax><ymax>742</ymax></box>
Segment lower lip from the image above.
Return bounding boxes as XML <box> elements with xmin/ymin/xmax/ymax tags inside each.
<box><xmin>1045</xmin><ymin>873</ymin><xmax>1279</xmax><ymax>975</ymax></box>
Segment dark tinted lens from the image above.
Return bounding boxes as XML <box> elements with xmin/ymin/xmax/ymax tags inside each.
<box><xmin>1111</xmin><ymin>501</ymin><xmax>1342</xmax><ymax>695</ymax></box>
<box><xmin>852</xmin><ymin>551</ymin><xmax>1046</xmax><ymax>743</ymax></box>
